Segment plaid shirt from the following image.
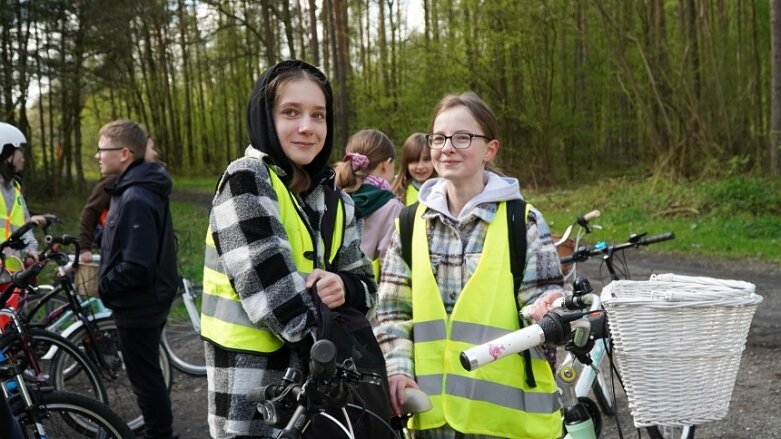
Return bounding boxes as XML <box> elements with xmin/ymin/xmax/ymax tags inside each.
<box><xmin>373</xmin><ymin>201</ymin><xmax>563</xmax><ymax>439</ymax></box>
<box><xmin>206</xmin><ymin>147</ymin><xmax>376</xmax><ymax>437</ymax></box>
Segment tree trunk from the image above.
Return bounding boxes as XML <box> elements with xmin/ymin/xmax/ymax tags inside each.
<box><xmin>771</xmin><ymin>0</ymin><xmax>781</xmax><ymax>176</ymax></box>
<box><xmin>308</xmin><ymin>0</ymin><xmax>320</xmax><ymax>66</ymax></box>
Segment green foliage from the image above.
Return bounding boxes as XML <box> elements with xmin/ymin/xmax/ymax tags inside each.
<box><xmin>529</xmin><ymin>176</ymin><xmax>781</xmax><ymax>263</ymax></box>
<box><xmin>703</xmin><ymin>176</ymin><xmax>781</xmax><ymax>216</ymax></box>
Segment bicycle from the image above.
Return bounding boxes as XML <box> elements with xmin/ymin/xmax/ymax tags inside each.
<box><xmin>12</xmin><ymin>233</ymin><xmax>172</xmax><ymax>432</ymax></box>
<box><xmin>247</xmin><ymin>339</ymin><xmax>431</xmax><ymax>439</ymax></box>
<box><xmin>557</xmin><ymin>230</ymin><xmax>695</xmax><ymax>439</ymax></box>
<box><xmin>510</xmin><ymin>225</ymin><xmax>686</xmax><ymax>438</ymax></box>
<box><xmin>1</xmin><ymin>331</ymin><xmax>132</xmax><ymax>438</ymax></box>
<box><xmin>160</xmin><ymin>276</ymin><xmax>204</xmax><ymax>376</ymax></box>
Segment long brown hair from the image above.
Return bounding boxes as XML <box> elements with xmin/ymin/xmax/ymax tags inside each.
<box><xmin>391</xmin><ymin>132</ymin><xmax>432</xmax><ymax>199</ymax></box>
<box><xmin>334</xmin><ymin>129</ymin><xmax>395</xmax><ymax>193</ymax></box>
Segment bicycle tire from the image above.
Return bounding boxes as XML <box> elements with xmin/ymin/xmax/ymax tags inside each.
<box><xmin>162</xmin><ymin>286</ymin><xmax>206</xmax><ymax>376</ymax></box>
<box><xmin>646</xmin><ymin>425</ymin><xmax>696</xmax><ymax>439</ymax></box>
<box><xmin>0</xmin><ymin>328</ymin><xmax>107</xmax><ymax>404</ymax></box>
<box><xmin>592</xmin><ymin>372</ymin><xmax>616</xmax><ymax>417</ymax></box>
<box><xmin>10</xmin><ymin>389</ymin><xmax>135</xmax><ymax>438</ymax></box>
<box><xmin>63</xmin><ymin>316</ymin><xmax>172</xmax><ymax>433</ymax></box>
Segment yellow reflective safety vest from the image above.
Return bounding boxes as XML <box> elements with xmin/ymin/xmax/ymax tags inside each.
<box><xmin>0</xmin><ymin>183</ymin><xmax>26</xmax><ymax>240</ymax></box>
<box><xmin>201</xmin><ymin>166</ymin><xmax>344</xmax><ymax>353</ymax></box>
<box><xmin>404</xmin><ymin>184</ymin><xmax>419</xmax><ymax>206</ymax></box>
<box><xmin>409</xmin><ymin>202</ymin><xmax>561</xmax><ymax>438</ymax></box>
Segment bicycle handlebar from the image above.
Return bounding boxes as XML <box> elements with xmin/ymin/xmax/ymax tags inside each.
<box><xmin>0</xmin><ymin>263</ymin><xmax>43</xmax><ymax>308</ymax></box>
<box><xmin>560</xmin><ymin>231</ymin><xmax>675</xmax><ymax>265</ymax></box>
<box><xmin>460</xmin><ymin>309</ymin><xmax>606</xmax><ymax>372</ymax></box>
<box><xmin>248</xmin><ymin>339</ymin><xmax>383</xmax><ymax>439</ymax></box>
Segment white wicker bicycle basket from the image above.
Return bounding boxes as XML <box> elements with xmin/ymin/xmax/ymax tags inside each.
<box><xmin>75</xmin><ymin>262</ymin><xmax>100</xmax><ymax>296</ymax></box>
<box><xmin>601</xmin><ymin>273</ymin><xmax>763</xmax><ymax>428</ymax></box>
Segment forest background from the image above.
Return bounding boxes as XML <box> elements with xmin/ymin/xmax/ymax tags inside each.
<box><xmin>2</xmin><ymin>0</ymin><xmax>781</xmax><ymax>272</ymax></box>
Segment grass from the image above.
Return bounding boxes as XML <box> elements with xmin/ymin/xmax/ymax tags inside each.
<box><xmin>27</xmin><ymin>174</ymin><xmax>780</xmax><ymax>289</ymax></box>
<box><xmin>527</xmin><ymin>176</ymin><xmax>781</xmax><ymax>264</ymax></box>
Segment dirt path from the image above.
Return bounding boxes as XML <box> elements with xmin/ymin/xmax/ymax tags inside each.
<box><xmin>166</xmin><ymin>185</ymin><xmax>780</xmax><ymax>438</ymax></box>
<box><xmin>575</xmin><ymin>251</ymin><xmax>780</xmax><ymax>439</ymax></box>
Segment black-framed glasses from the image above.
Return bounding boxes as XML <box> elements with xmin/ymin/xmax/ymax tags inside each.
<box><xmin>425</xmin><ymin>133</ymin><xmax>491</xmax><ymax>149</ymax></box>
<box><xmin>96</xmin><ymin>147</ymin><xmax>124</xmax><ymax>154</ymax></box>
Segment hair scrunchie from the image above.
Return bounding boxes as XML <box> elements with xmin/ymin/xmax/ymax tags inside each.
<box><xmin>344</xmin><ymin>152</ymin><xmax>370</xmax><ymax>171</ymax></box>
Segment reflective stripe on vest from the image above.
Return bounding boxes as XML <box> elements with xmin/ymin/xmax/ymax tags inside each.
<box><xmin>201</xmin><ymin>166</ymin><xmax>344</xmax><ymax>353</ymax></box>
<box><xmin>409</xmin><ymin>202</ymin><xmax>561</xmax><ymax>437</ymax></box>
<box><xmin>0</xmin><ymin>184</ymin><xmax>26</xmax><ymax>240</ymax></box>
<box><xmin>404</xmin><ymin>184</ymin><xmax>418</xmax><ymax>206</ymax></box>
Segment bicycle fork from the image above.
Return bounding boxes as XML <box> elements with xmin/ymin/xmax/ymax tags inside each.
<box><xmin>558</xmin><ymin>356</ymin><xmax>598</xmax><ymax>439</ymax></box>
<box><xmin>1</xmin><ymin>352</ymin><xmax>49</xmax><ymax>438</ymax></box>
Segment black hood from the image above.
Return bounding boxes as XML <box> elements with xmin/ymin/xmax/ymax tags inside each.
<box><xmin>246</xmin><ymin>59</ymin><xmax>335</xmax><ymax>189</ymax></box>
<box><xmin>112</xmin><ymin>160</ymin><xmax>172</xmax><ymax>197</ymax></box>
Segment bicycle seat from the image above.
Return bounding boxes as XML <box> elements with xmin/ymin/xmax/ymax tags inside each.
<box><xmin>401</xmin><ymin>388</ymin><xmax>432</xmax><ymax>414</ymax></box>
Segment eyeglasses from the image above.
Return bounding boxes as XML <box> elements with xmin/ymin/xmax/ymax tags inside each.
<box><xmin>425</xmin><ymin>133</ymin><xmax>491</xmax><ymax>149</ymax></box>
<box><xmin>96</xmin><ymin>147</ymin><xmax>124</xmax><ymax>154</ymax></box>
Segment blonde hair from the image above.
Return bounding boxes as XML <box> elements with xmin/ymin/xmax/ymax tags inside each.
<box><xmin>334</xmin><ymin>129</ymin><xmax>395</xmax><ymax>193</ymax></box>
<box><xmin>391</xmin><ymin>133</ymin><xmax>432</xmax><ymax>199</ymax></box>
<box><xmin>98</xmin><ymin>119</ymin><xmax>147</xmax><ymax>161</ymax></box>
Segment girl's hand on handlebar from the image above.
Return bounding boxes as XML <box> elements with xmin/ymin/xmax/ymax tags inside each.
<box><xmin>305</xmin><ymin>269</ymin><xmax>345</xmax><ymax>309</ymax></box>
<box><xmin>25</xmin><ymin>250</ymin><xmax>40</xmax><ymax>264</ymax></box>
<box><xmin>528</xmin><ymin>290</ymin><xmax>564</xmax><ymax>321</ymax></box>
<box><xmin>30</xmin><ymin>215</ymin><xmax>49</xmax><ymax>226</ymax></box>
<box><xmin>388</xmin><ymin>374</ymin><xmax>419</xmax><ymax>416</ymax></box>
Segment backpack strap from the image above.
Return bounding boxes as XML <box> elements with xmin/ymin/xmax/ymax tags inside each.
<box><xmin>507</xmin><ymin>198</ymin><xmax>540</xmax><ymax>387</ymax></box>
<box><xmin>321</xmin><ymin>186</ymin><xmax>343</xmax><ymax>271</ymax></box>
<box><xmin>398</xmin><ymin>202</ymin><xmax>419</xmax><ymax>270</ymax></box>
<box><xmin>507</xmin><ymin>199</ymin><xmax>530</xmax><ymax>295</ymax></box>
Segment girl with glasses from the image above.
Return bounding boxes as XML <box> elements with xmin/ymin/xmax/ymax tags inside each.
<box><xmin>374</xmin><ymin>92</ymin><xmax>565</xmax><ymax>439</ymax></box>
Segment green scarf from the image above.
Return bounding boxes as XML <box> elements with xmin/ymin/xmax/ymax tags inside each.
<box><xmin>351</xmin><ymin>184</ymin><xmax>395</xmax><ymax>219</ymax></box>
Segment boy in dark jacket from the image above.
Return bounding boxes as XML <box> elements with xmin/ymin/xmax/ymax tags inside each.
<box><xmin>96</xmin><ymin>119</ymin><xmax>177</xmax><ymax>439</ymax></box>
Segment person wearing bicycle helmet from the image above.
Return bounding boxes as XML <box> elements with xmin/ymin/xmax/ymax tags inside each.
<box><xmin>0</xmin><ymin>122</ymin><xmax>50</xmax><ymax>262</ymax></box>
<box><xmin>374</xmin><ymin>92</ymin><xmax>564</xmax><ymax>438</ymax></box>
<box><xmin>201</xmin><ymin>60</ymin><xmax>390</xmax><ymax>438</ymax></box>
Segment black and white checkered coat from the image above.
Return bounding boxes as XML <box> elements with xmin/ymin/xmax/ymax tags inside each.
<box><xmin>205</xmin><ymin>147</ymin><xmax>376</xmax><ymax>438</ymax></box>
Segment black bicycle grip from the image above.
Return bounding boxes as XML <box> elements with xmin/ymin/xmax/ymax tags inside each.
<box><xmin>560</xmin><ymin>255</ymin><xmax>575</xmax><ymax>265</ymax></box>
<box><xmin>11</xmin><ymin>263</ymin><xmax>43</xmax><ymax>289</ymax></box>
<box><xmin>640</xmin><ymin>232</ymin><xmax>675</xmax><ymax>245</ymax></box>
<box><xmin>246</xmin><ymin>384</ymin><xmax>286</xmax><ymax>403</ymax></box>
<box><xmin>45</xmin><ymin>234</ymin><xmax>77</xmax><ymax>246</ymax></box>
<box><xmin>309</xmin><ymin>339</ymin><xmax>337</xmax><ymax>381</ymax></box>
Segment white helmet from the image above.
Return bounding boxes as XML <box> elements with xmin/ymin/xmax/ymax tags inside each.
<box><xmin>0</xmin><ymin>122</ymin><xmax>26</xmax><ymax>162</ymax></box>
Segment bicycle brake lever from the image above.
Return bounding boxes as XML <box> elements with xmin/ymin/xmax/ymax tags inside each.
<box><xmin>628</xmin><ymin>232</ymin><xmax>647</xmax><ymax>244</ymax></box>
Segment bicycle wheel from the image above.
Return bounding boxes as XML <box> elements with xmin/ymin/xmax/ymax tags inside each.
<box><xmin>64</xmin><ymin>316</ymin><xmax>172</xmax><ymax>433</ymax></box>
<box><xmin>11</xmin><ymin>390</ymin><xmax>135</xmax><ymax>438</ymax></box>
<box><xmin>592</xmin><ymin>370</ymin><xmax>616</xmax><ymax>417</ymax></box>
<box><xmin>646</xmin><ymin>425</ymin><xmax>696</xmax><ymax>439</ymax></box>
<box><xmin>162</xmin><ymin>285</ymin><xmax>205</xmax><ymax>376</ymax></box>
<box><xmin>0</xmin><ymin>328</ymin><xmax>107</xmax><ymax>404</ymax></box>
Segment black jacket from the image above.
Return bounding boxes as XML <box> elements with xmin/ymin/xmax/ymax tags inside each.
<box><xmin>99</xmin><ymin>160</ymin><xmax>178</xmax><ymax>327</ymax></box>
